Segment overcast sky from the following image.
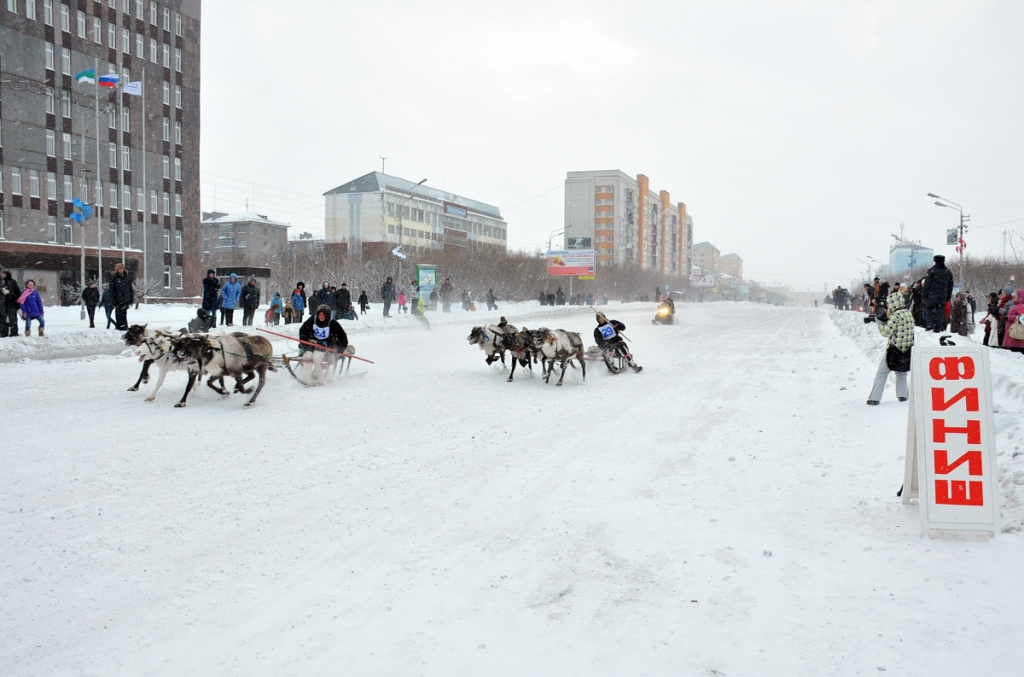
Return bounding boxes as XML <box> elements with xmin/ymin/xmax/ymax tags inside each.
<box><xmin>199</xmin><ymin>0</ymin><xmax>1024</xmax><ymax>290</ymax></box>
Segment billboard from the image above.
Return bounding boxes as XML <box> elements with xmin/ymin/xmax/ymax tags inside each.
<box><xmin>416</xmin><ymin>264</ymin><xmax>437</xmax><ymax>293</ymax></box>
<box><xmin>567</xmin><ymin>237</ymin><xmax>592</xmax><ymax>249</ymax></box>
<box><xmin>546</xmin><ymin>250</ymin><xmax>595</xmax><ymax>276</ymax></box>
<box><xmin>690</xmin><ymin>274</ymin><xmax>716</xmax><ymax>288</ymax></box>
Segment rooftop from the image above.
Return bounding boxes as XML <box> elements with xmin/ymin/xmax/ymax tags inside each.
<box><xmin>201</xmin><ymin>212</ymin><xmax>290</xmax><ymax>228</ymax></box>
<box><xmin>324</xmin><ymin>172</ymin><xmax>503</xmax><ymax>220</ymax></box>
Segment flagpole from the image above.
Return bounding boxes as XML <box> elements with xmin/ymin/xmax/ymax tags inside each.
<box><xmin>140</xmin><ymin>66</ymin><xmax>148</xmax><ymax>303</ymax></box>
<box><xmin>118</xmin><ymin>80</ymin><xmax>126</xmax><ymax>265</ymax></box>
<box><xmin>94</xmin><ymin>55</ymin><xmax>102</xmax><ymax>286</ymax></box>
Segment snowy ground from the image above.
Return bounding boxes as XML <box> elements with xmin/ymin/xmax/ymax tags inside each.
<box><xmin>3</xmin><ymin>301</ymin><xmax>1024</xmax><ymax>676</ymax></box>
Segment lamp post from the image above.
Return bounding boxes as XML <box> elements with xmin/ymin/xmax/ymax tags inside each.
<box><xmin>547</xmin><ymin>227</ymin><xmax>565</xmax><ymax>253</ymax></box>
<box><xmin>866</xmin><ymin>255</ymin><xmax>882</xmax><ymax>279</ymax></box>
<box><xmin>927</xmin><ymin>192</ymin><xmax>969</xmax><ymax>288</ymax></box>
<box><xmin>396</xmin><ymin>178</ymin><xmax>427</xmax><ymax>294</ymax></box>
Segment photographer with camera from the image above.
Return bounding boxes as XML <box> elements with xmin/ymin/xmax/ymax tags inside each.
<box><xmin>865</xmin><ymin>290</ymin><xmax>915</xmax><ymax>405</ymax></box>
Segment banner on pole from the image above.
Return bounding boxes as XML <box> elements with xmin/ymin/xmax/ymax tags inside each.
<box><xmin>902</xmin><ymin>345</ymin><xmax>999</xmax><ymax>536</ymax></box>
<box><xmin>546</xmin><ymin>250</ymin><xmax>594</xmax><ymax>276</ymax></box>
<box><xmin>416</xmin><ymin>264</ymin><xmax>437</xmax><ymax>293</ymax></box>
<box><xmin>946</xmin><ymin>228</ymin><xmax>958</xmax><ymax>246</ymax></box>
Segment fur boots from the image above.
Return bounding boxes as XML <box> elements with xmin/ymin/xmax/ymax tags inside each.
<box><xmin>38</xmin><ymin>327</ymin><xmax>44</xmax><ymax>337</ymax></box>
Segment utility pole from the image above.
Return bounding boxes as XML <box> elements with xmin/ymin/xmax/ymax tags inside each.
<box><xmin>380</xmin><ymin>157</ymin><xmax>387</xmax><ymax>173</ymax></box>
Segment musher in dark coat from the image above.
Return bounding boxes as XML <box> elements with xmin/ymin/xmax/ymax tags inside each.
<box><xmin>594</xmin><ymin>312</ymin><xmax>642</xmax><ymax>372</ymax></box>
<box><xmin>109</xmin><ymin>263</ymin><xmax>134</xmax><ymax>331</ymax></box>
<box><xmin>299</xmin><ymin>305</ymin><xmax>348</xmax><ymax>354</ymax></box>
<box><xmin>921</xmin><ymin>255</ymin><xmax>954</xmax><ymax>332</ymax></box>
<box><xmin>202</xmin><ymin>269</ymin><xmax>221</xmax><ymax>329</ymax></box>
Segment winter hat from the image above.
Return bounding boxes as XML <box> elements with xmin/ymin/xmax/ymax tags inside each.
<box><xmin>933</xmin><ymin>255</ymin><xmax>945</xmax><ymax>263</ymax></box>
<box><xmin>1002</xmin><ymin>285</ymin><xmax>1014</xmax><ymax>295</ymax></box>
<box><xmin>229</xmin><ymin>273</ymin><xmax>237</xmax><ymax>280</ymax></box>
<box><xmin>207</xmin><ymin>269</ymin><xmax>216</xmax><ymax>275</ymax></box>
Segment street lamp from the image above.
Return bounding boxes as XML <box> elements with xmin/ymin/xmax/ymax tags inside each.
<box><xmin>547</xmin><ymin>227</ymin><xmax>564</xmax><ymax>253</ymax></box>
<box><xmin>396</xmin><ymin>178</ymin><xmax>427</xmax><ymax>295</ymax></box>
<box><xmin>927</xmin><ymin>192</ymin><xmax>969</xmax><ymax>288</ymax></box>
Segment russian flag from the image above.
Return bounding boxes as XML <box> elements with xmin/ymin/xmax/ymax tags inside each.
<box><xmin>98</xmin><ymin>73</ymin><xmax>120</xmax><ymax>88</ymax></box>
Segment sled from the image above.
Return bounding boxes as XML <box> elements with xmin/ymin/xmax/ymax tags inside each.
<box><xmin>256</xmin><ymin>328</ymin><xmax>373</xmax><ymax>387</ymax></box>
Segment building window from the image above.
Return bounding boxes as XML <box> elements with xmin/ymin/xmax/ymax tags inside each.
<box><xmin>110</xmin><ymin>223</ymin><xmax>117</xmax><ymax>246</ymax></box>
<box><xmin>45</xmin><ymin>43</ymin><xmax>54</xmax><ymax>70</ymax></box>
<box><xmin>122</xmin><ymin>108</ymin><xmax>130</xmax><ymax>132</ymax></box>
<box><xmin>163</xmin><ymin>265</ymin><xmax>170</xmax><ymax>288</ymax></box>
<box><xmin>108</xmin><ymin>108</ymin><xmax>117</xmax><ymax>129</ymax></box>
<box><xmin>162</xmin><ymin>44</ymin><xmax>169</xmax><ymax>68</ymax></box>
<box><xmin>162</xmin><ymin>6</ymin><xmax>168</xmax><ymax>30</ymax></box>
<box><xmin>135</xmin><ymin>0</ymin><xmax>142</xmax><ymax>17</ymax></box>
<box><xmin>136</xmin><ymin>186</ymin><xmax>144</xmax><ymax>212</ymax></box>
<box><xmin>64</xmin><ymin>219</ymin><xmax>72</xmax><ymax>243</ymax></box>
<box><xmin>29</xmin><ymin>170</ymin><xmax>40</xmax><ymax>198</ymax></box>
<box><xmin>135</xmin><ymin>33</ymin><xmax>143</xmax><ymax>57</ymax></box>
<box><xmin>48</xmin><ymin>216</ymin><xmax>57</xmax><ymax>242</ymax></box>
<box><xmin>26</xmin><ymin>0</ymin><xmax>35</xmax><ymax>20</ymax></box>
<box><xmin>45</xmin><ymin>86</ymin><xmax>54</xmax><ymax>113</ymax></box>
<box><xmin>173</xmin><ymin>158</ymin><xmax>181</xmax><ymax>181</ymax></box>
<box><xmin>76</xmin><ymin>10</ymin><xmax>85</xmax><ymax>36</ymax></box>
<box><xmin>109</xmin><ymin>142</ymin><xmax>117</xmax><ymax>167</ymax></box>
<box><xmin>174</xmin><ymin>11</ymin><xmax>181</xmax><ymax>35</ymax></box>
<box><xmin>174</xmin><ymin>85</ymin><xmax>181</xmax><ymax>108</ymax></box>
<box><xmin>174</xmin><ymin>266</ymin><xmax>182</xmax><ymax>289</ymax></box>
<box><xmin>162</xmin><ymin>81</ymin><xmax>169</xmax><ymax>104</ymax></box>
<box><xmin>46</xmin><ymin>129</ymin><xmax>55</xmax><ymax>156</ymax></box>
<box><xmin>174</xmin><ymin>48</ymin><xmax>181</xmax><ymax>72</ymax></box>
<box><xmin>162</xmin><ymin>156</ymin><xmax>168</xmax><ymax>178</ymax></box>
<box><xmin>60</xmin><ymin>47</ymin><xmax>70</xmax><ymax>75</ymax></box>
<box><xmin>109</xmin><ymin>184</ymin><xmax>117</xmax><ymax>207</ymax></box>
<box><xmin>11</xmin><ymin>167</ymin><xmax>21</xmax><ymax>194</ymax></box>
<box><xmin>108</xmin><ymin>23</ymin><xmax>115</xmax><ymax>48</ymax></box>
<box><xmin>163</xmin><ymin>227</ymin><xmax>169</xmax><ymax>251</ymax></box>
<box><xmin>174</xmin><ymin>229</ymin><xmax>181</xmax><ymax>253</ymax></box>
<box><xmin>149</xmin><ymin>38</ymin><xmax>157</xmax><ymax>63</ymax></box>
<box><xmin>0</xmin><ymin>212</ymin><xmax>4</xmax><ymax>239</ymax></box>
<box><xmin>59</xmin><ymin>2</ymin><xmax>68</xmax><ymax>31</ymax></box>
<box><xmin>43</xmin><ymin>0</ymin><xmax>50</xmax><ymax>25</ymax></box>
<box><xmin>149</xmin><ymin>1</ymin><xmax>156</xmax><ymax>24</ymax></box>
<box><xmin>47</xmin><ymin>172</ymin><xmax>56</xmax><ymax>199</ymax></box>
<box><xmin>122</xmin><ymin>27</ymin><xmax>130</xmax><ymax>52</ymax></box>
<box><xmin>61</xmin><ymin>90</ymin><xmax>70</xmax><ymax>117</ymax></box>
<box><xmin>174</xmin><ymin>121</ymin><xmax>181</xmax><ymax>145</ymax></box>
<box><xmin>123</xmin><ymin>226</ymin><xmax>131</xmax><ymax>248</ymax></box>
<box><xmin>162</xmin><ymin>191</ymin><xmax>169</xmax><ymax>215</ymax></box>
<box><xmin>161</xmin><ymin>117</ymin><xmax>169</xmax><ymax>141</ymax></box>
<box><xmin>122</xmin><ymin>186</ymin><xmax>131</xmax><ymax>211</ymax></box>
<box><xmin>93</xmin><ymin>17</ymin><xmax>101</xmax><ymax>43</ymax></box>
<box><xmin>122</xmin><ymin>146</ymin><xmax>130</xmax><ymax>172</ymax></box>
<box><xmin>174</xmin><ymin>193</ymin><xmax>181</xmax><ymax>216</ymax></box>
<box><xmin>150</xmin><ymin>189</ymin><xmax>157</xmax><ymax>213</ymax></box>
<box><xmin>61</xmin><ymin>132</ymin><xmax>71</xmax><ymax>158</ymax></box>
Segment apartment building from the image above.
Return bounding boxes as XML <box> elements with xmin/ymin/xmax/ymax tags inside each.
<box><xmin>0</xmin><ymin>0</ymin><xmax>201</xmax><ymax>303</ymax></box>
<box><xmin>563</xmin><ymin>169</ymin><xmax>693</xmax><ymax>276</ymax></box>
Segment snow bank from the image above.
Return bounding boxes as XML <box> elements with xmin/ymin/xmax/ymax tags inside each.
<box><xmin>828</xmin><ymin>308</ymin><xmax>1024</xmax><ymax>530</ymax></box>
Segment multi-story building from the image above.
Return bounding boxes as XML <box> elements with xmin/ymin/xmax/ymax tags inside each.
<box><xmin>718</xmin><ymin>253</ymin><xmax>743</xmax><ymax>279</ymax></box>
<box><xmin>201</xmin><ymin>211</ymin><xmax>289</xmax><ymax>271</ymax></box>
<box><xmin>563</xmin><ymin>170</ymin><xmax>693</xmax><ymax>276</ymax></box>
<box><xmin>324</xmin><ymin>172</ymin><xmax>507</xmax><ymax>256</ymax></box>
<box><xmin>0</xmin><ymin>0</ymin><xmax>201</xmax><ymax>305</ymax></box>
<box><xmin>692</xmin><ymin>241</ymin><xmax>720</xmax><ymax>273</ymax></box>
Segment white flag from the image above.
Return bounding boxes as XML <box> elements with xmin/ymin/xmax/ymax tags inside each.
<box><xmin>123</xmin><ymin>81</ymin><xmax>143</xmax><ymax>96</ymax></box>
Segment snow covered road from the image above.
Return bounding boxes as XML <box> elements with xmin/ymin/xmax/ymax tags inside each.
<box><xmin>3</xmin><ymin>302</ymin><xmax>1023</xmax><ymax>676</ymax></box>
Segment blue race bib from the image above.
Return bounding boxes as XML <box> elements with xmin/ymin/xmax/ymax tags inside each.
<box><xmin>313</xmin><ymin>324</ymin><xmax>330</xmax><ymax>341</ymax></box>
<box><xmin>599</xmin><ymin>324</ymin><xmax>616</xmax><ymax>340</ymax></box>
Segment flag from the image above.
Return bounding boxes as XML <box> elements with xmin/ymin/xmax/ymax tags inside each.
<box><xmin>98</xmin><ymin>73</ymin><xmax>120</xmax><ymax>88</ymax></box>
<box><xmin>123</xmin><ymin>81</ymin><xmax>143</xmax><ymax>96</ymax></box>
<box><xmin>75</xmin><ymin>69</ymin><xmax>96</xmax><ymax>85</ymax></box>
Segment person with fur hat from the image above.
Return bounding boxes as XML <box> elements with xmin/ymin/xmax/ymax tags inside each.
<box><xmin>109</xmin><ymin>262</ymin><xmax>133</xmax><ymax>330</ymax></box>
<box><xmin>921</xmin><ymin>254</ymin><xmax>954</xmax><ymax>332</ymax></box>
<box><xmin>201</xmin><ymin>269</ymin><xmax>221</xmax><ymax>329</ymax></box>
<box><xmin>1</xmin><ymin>270</ymin><xmax>22</xmax><ymax>337</ymax></box>
<box><xmin>240</xmin><ymin>277</ymin><xmax>261</xmax><ymax>326</ymax></box>
<box><xmin>220</xmin><ymin>273</ymin><xmax>242</xmax><ymax>326</ymax></box>
<box><xmin>866</xmin><ymin>289</ymin><xmax>915</xmax><ymax>405</ymax></box>
<box><xmin>594</xmin><ymin>311</ymin><xmax>642</xmax><ymax>373</ymax></box>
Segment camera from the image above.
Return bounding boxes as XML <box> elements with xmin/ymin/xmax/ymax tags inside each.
<box><xmin>863</xmin><ymin>315</ymin><xmax>876</xmax><ymax>324</ymax></box>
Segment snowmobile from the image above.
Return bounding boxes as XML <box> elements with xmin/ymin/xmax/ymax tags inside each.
<box><xmin>652</xmin><ymin>302</ymin><xmax>675</xmax><ymax>325</ymax></box>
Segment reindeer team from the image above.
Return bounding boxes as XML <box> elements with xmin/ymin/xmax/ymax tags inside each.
<box><xmin>467</xmin><ymin>317</ymin><xmax>587</xmax><ymax>386</ymax></box>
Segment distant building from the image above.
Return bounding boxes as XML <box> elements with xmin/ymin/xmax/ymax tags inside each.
<box><xmin>201</xmin><ymin>212</ymin><xmax>289</xmax><ymax>272</ymax></box>
<box><xmin>718</xmin><ymin>253</ymin><xmax>743</xmax><ymax>279</ymax></box>
<box><xmin>564</xmin><ymin>170</ymin><xmax>692</xmax><ymax>275</ymax></box>
<box><xmin>0</xmin><ymin>0</ymin><xmax>202</xmax><ymax>303</ymax></box>
<box><xmin>692</xmin><ymin>242</ymin><xmax>720</xmax><ymax>273</ymax></box>
<box><xmin>324</xmin><ymin>172</ymin><xmax>507</xmax><ymax>256</ymax></box>
<box><xmin>888</xmin><ymin>242</ymin><xmax>932</xmax><ymax>276</ymax></box>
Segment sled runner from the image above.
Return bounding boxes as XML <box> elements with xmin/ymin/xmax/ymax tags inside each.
<box><xmin>256</xmin><ymin>328</ymin><xmax>373</xmax><ymax>387</ymax></box>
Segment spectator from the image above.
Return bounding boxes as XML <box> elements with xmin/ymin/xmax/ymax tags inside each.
<box><xmin>440</xmin><ymin>277</ymin><xmax>454</xmax><ymax>313</ymax></box>
<box><xmin>398</xmin><ymin>289</ymin><xmax>407</xmax><ymax>313</ymax></box>
<box><xmin>220</xmin><ymin>273</ymin><xmax>242</xmax><ymax>326</ymax></box>
<box><xmin>486</xmin><ymin>288</ymin><xmax>498</xmax><ymax>311</ymax></box>
<box><xmin>429</xmin><ymin>289</ymin><xmax>438</xmax><ymax>310</ymax></box>
<box><xmin>82</xmin><ymin>282</ymin><xmax>100</xmax><ymax>329</ymax></box>
<box><xmin>201</xmin><ymin>269</ymin><xmax>220</xmax><ymax>329</ymax></box>
<box><xmin>18</xmin><ymin>279</ymin><xmax>45</xmax><ymax>336</ymax></box>
<box><xmin>921</xmin><ymin>255</ymin><xmax>954</xmax><ymax>332</ymax></box>
<box><xmin>100</xmin><ymin>283</ymin><xmax>114</xmax><ymax>329</ymax></box>
<box><xmin>283</xmin><ymin>297</ymin><xmax>295</xmax><ymax>325</ymax></box>
<box><xmin>109</xmin><ymin>263</ymin><xmax>133</xmax><ymax>330</ymax></box>
<box><xmin>381</xmin><ymin>276</ymin><xmax>395</xmax><ymax>317</ymax></box>
<box><xmin>1</xmin><ymin>271</ymin><xmax>22</xmax><ymax>337</ymax></box>
<box><xmin>358</xmin><ymin>290</ymin><xmax>369</xmax><ymax>314</ymax></box>
<box><xmin>267</xmin><ymin>291</ymin><xmax>283</xmax><ymax>326</ymax></box>
<box><xmin>240</xmin><ymin>277</ymin><xmax>261</xmax><ymax>326</ymax></box>
<box><xmin>1003</xmin><ymin>288</ymin><xmax>1024</xmax><ymax>353</ymax></box>
<box><xmin>556</xmin><ymin>287</ymin><xmax>565</xmax><ymax>305</ymax></box>
<box><xmin>335</xmin><ymin>283</ymin><xmax>352</xmax><ymax>320</ymax></box>
<box><xmin>291</xmin><ymin>285</ymin><xmax>306</xmax><ymax>324</ymax></box>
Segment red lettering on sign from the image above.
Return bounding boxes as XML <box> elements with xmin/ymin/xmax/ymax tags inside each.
<box><xmin>933</xmin><ymin>450</ymin><xmax>983</xmax><ymax>476</ymax></box>
<box><xmin>935</xmin><ymin>480</ymin><xmax>984</xmax><ymax>506</ymax></box>
<box><xmin>930</xmin><ymin>387</ymin><xmax>980</xmax><ymax>412</ymax></box>
<box><xmin>932</xmin><ymin>419</ymin><xmax>981</xmax><ymax>444</ymax></box>
<box><xmin>929</xmin><ymin>356</ymin><xmax>975</xmax><ymax>381</ymax></box>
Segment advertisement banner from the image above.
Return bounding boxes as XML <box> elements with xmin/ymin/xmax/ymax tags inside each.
<box><xmin>546</xmin><ymin>250</ymin><xmax>595</xmax><ymax>276</ymax></box>
<box><xmin>903</xmin><ymin>346</ymin><xmax>999</xmax><ymax>536</ymax></box>
<box><xmin>690</xmin><ymin>274</ymin><xmax>716</xmax><ymax>288</ymax></box>
<box><xmin>947</xmin><ymin>228</ymin><xmax>958</xmax><ymax>246</ymax></box>
<box><xmin>416</xmin><ymin>264</ymin><xmax>437</xmax><ymax>293</ymax></box>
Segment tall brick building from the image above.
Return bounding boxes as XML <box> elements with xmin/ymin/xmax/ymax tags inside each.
<box><xmin>0</xmin><ymin>0</ymin><xmax>200</xmax><ymax>304</ymax></box>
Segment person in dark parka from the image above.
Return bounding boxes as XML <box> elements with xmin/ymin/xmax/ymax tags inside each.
<box><xmin>82</xmin><ymin>282</ymin><xmax>100</xmax><ymax>328</ymax></box>
<box><xmin>109</xmin><ymin>263</ymin><xmax>134</xmax><ymax>330</ymax></box>
<box><xmin>202</xmin><ymin>269</ymin><xmax>221</xmax><ymax>329</ymax></box>
<box><xmin>1</xmin><ymin>271</ymin><xmax>22</xmax><ymax>337</ymax></box>
<box><xmin>240</xmin><ymin>277</ymin><xmax>261</xmax><ymax>326</ymax></box>
<box><xmin>335</xmin><ymin>283</ymin><xmax>352</xmax><ymax>319</ymax></box>
<box><xmin>921</xmin><ymin>255</ymin><xmax>955</xmax><ymax>331</ymax></box>
<box><xmin>299</xmin><ymin>304</ymin><xmax>349</xmax><ymax>354</ymax></box>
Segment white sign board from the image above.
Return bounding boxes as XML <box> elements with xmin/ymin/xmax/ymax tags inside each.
<box><xmin>902</xmin><ymin>345</ymin><xmax>999</xmax><ymax>536</ymax></box>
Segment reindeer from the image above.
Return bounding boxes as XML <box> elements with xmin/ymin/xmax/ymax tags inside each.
<box><xmin>123</xmin><ymin>324</ymin><xmax>199</xmax><ymax>401</ymax></box>
<box><xmin>170</xmin><ymin>332</ymin><xmax>276</xmax><ymax>407</ymax></box>
<box><xmin>504</xmin><ymin>327</ymin><xmax>538</xmax><ymax>382</ymax></box>
<box><xmin>532</xmin><ymin>328</ymin><xmax>586</xmax><ymax>386</ymax></box>
<box><xmin>467</xmin><ymin>324</ymin><xmax>510</xmax><ymax>366</ymax></box>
